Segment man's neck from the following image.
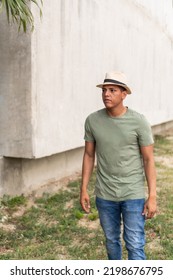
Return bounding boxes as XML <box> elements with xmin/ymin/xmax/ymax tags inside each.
<box><xmin>106</xmin><ymin>106</ymin><xmax>127</xmax><ymax>117</ymax></box>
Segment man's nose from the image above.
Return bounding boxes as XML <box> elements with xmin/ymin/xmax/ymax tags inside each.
<box><xmin>104</xmin><ymin>90</ymin><xmax>110</xmax><ymax>96</ymax></box>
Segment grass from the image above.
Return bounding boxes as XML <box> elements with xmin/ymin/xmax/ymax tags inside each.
<box><xmin>0</xmin><ymin>133</ymin><xmax>173</xmax><ymax>260</ymax></box>
<box><xmin>145</xmin><ymin>133</ymin><xmax>173</xmax><ymax>259</ymax></box>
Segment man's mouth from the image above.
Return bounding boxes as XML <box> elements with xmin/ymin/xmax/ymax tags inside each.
<box><xmin>104</xmin><ymin>99</ymin><xmax>111</xmax><ymax>103</ymax></box>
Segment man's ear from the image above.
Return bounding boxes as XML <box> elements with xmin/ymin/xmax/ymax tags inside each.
<box><xmin>122</xmin><ymin>91</ymin><xmax>127</xmax><ymax>100</ymax></box>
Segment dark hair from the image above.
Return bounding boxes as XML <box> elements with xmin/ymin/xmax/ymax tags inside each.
<box><xmin>118</xmin><ymin>85</ymin><xmax>126</xmax><ymax>92</ymax></box>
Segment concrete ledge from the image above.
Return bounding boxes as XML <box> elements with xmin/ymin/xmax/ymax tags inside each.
<box><xmin>0</xmin><ymin>157</ymin><xmax>4</xmax><ymax>195</ymax></box>
<box><xmin>152</xmin><ymin>120</ymin><xmax>173</xmax><ymax>136</ymax></box>
<box><xmin>0</xmin><ymin>147</ymin><xmax>84</xmax><ymax>197</ymax></box>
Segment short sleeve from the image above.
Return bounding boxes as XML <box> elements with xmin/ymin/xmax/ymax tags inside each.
<box><xmin>84</xmin><ymin>116</ymin><xmax>95</xmax><ymax>142</ymax></box>
<box><xmin>137</xmin><ymin>115</ymin><xmax>154</xmax><ymax>147</ymax></box>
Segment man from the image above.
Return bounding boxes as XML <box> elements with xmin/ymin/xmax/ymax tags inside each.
<box><xmin>80</xmin><ymin>71</ymin><xmax>157</xmax><ymax>260</ymax></box>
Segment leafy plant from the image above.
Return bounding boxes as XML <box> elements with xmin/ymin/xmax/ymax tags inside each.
<box><xmin>0</xmin><ymin>0</ymin><xmax>43</xmax><ymax>32</ymax></box>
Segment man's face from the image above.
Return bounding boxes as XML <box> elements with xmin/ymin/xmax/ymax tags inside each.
<box><xmin>102</xmin><ymin>85</ymin><xmax>127</xmax><ymax>109</ymax></box>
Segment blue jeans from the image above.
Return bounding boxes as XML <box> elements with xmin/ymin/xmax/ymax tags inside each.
<box><xmin>96</xmin><ymin>197</ymin><xmax>146</xmax><ymax>260</ymax></box>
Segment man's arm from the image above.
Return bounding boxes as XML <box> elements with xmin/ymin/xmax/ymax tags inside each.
<box><xmin>80</xmin><ymin>141</ymin><xmax>96</xmax><ymax>213</ymax></box>
<box><xmin>140</xmin><ymin>144</ymin><xmax>157</xmax><ymax>219</ymax></box>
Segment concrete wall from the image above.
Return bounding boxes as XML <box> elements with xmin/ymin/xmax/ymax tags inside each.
<box><xmin>0</xmin><ymin>12</ymin><xmax>33</xmax><ymax>158</ymax></box>
<box><xmin>31</xmin><ymin>0</ymin><xmax>173</xmax><ymax>158</ymax></box>
<box><xmin>0</xmin><ymin>0</ymin><xmax>173</xmax><ymax>196</ymax></box>
<box><xmin>1</xmin><ymin>0</ymin><xmax>173</xmax><ymax>159</ymax></box>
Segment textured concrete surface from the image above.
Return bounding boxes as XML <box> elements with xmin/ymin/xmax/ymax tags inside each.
<box><xmin>1</xmin><ymin>0</ymin><xmax>173</xmax><ymax>159</ymax></box>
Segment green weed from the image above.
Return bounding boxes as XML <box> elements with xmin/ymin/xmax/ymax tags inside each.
<box><xmin>1</xmin><ymin>194</ymin><xmax>27</xmax><ymax>209</ymax></box>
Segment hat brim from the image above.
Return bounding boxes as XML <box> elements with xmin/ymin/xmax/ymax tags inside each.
<box><xmin>96</xmin><ymin>82</ymin><xmax>132</xmax><ymax>94</ymax></box>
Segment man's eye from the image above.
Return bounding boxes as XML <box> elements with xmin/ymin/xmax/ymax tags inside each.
<box><xmin>110</xmin><ymin>89</ymin><xmax>115</xmax><ymax>93</ymax></box>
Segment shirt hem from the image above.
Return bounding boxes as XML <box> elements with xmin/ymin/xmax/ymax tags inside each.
<box><xmin>95</xmin><ymin>193</ymin><xmax>146</xmax><ymax>202</ymax></box>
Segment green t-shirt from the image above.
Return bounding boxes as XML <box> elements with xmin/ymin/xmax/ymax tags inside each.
<box><xmin>84</xmin><ymin>108</ymin><xmax>154</xmax><ymax>201</ymax></box>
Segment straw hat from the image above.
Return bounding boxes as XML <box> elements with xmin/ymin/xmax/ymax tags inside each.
<box><xmin>96</xmin><ymin>71</ymin><xmax>132</xmax><ymax>94</ymax></box>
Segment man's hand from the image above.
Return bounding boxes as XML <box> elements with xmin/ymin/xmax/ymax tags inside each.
<box><xmin>142</xmin><ymin>197</ymin><xmax>157</xmax><ymax>219</ymax></box>
<box><xmin>80</xmin><ymin>190</ymin><xmax>90</xmax><ymax>213</ymax></box>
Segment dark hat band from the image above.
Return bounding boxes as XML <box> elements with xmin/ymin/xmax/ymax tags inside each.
<box><xmin>104</xmin><ymin>79</ymin><xmax>127</xmax><ymax>87</ymax></box>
